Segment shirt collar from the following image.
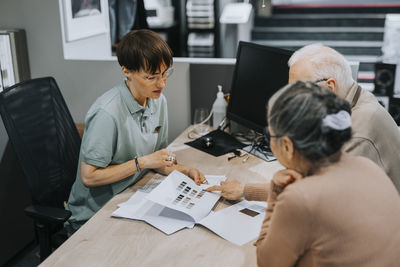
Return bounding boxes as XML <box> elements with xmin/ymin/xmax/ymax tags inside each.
<box><xmin>119</xmin><ymin>81</ymin><xmax>156</xmax><ymax>115</ymax></box>
<box><xmin>344</xmin><ymin>82</ymin><xmax>359</xmax><ymax>105</ymax></box>
<box><xmin>144</xmin><ymin>98</ymin><xmax>156</xmax><ymax>116</ymax></box>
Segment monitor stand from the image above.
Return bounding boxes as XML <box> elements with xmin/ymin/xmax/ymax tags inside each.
<box><xmin>242</xmin><ymin>145</ymin><xmax>276</xmax><ymax>162</ymax></box>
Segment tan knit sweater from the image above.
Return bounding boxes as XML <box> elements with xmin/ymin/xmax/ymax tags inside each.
<box><xmin>254</xmin><ymin>154</ymin><xmax>400</xmax><ymax>267</ymax></box>
<box><xmin>244</xmin><ymin>183</ymin><xmax>269</xmax><ymax>202</ymax></box>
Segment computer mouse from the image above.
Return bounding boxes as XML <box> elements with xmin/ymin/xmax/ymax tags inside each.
<box><xmin>202</xmin><ymin>136</ymin><xmax>214</xmax><ymax>148</ymax></box>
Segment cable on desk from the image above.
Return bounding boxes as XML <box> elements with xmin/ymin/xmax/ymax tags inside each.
<box><xmin>187</xmin><ymin>110</ymin><xmax>214</xmax><ymax>139</ymax></box>
<box><xmin>242</xmin><ymin>132</ymin><xmax>275</xmax><ymax>162</ymax></box>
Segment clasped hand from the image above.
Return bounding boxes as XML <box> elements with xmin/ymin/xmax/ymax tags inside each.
<box><xmin>271</xmin><ymin>169</ymin><xmax>303</xmax><ymax>190</ymax></box>
<box><xmin>268</xmin><ymin>169</ymin><xmax>303</xmax><ymax>202</ymax></box>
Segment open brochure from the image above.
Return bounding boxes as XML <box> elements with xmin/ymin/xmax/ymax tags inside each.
<box><xmin>145</xmin><ymin>170</ymin><xmax>222</xmax><ymax>222</ymax></box>
<box><xmin>112</xmin><ymin>171</ymin><xmax>225</xmax><ymax>234</ymax></box>
<box><xmin>112</xmin><ymin>171</ymin><xmax>267</xmax><ymax>245</ymax></box>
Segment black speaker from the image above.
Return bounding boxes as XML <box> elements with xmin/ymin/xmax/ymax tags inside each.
<box><xmin>389</xmin><ymin>97</ymin><xmax>400</xmax><ymax>126</ymax></box>
<box><xmin>374</xmin><ymin>63</ymin><xmax>396</xmax><ymax>97</ymax></box>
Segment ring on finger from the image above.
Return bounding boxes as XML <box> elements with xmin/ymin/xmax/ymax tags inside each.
<box><xmin>167</xmin><ymin>155</ymin><xmax>175</xmax><ymax>162</ymax></box>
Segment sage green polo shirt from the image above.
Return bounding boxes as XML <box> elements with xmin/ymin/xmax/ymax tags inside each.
<box><xmin>65</xmin><ymin>82</ymin><xmax>168</xmax><ymax>234</ymax></box>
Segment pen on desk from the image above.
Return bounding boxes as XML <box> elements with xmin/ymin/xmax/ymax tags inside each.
<box><xmin>227</xmin><ymin>155</ymin><xmax>236</xmax><ymax>161</ymax></box>
<box><xmin>228</xmin><ymin>150</ymin><xmax>246</xmax><ymax>161</ymax></box>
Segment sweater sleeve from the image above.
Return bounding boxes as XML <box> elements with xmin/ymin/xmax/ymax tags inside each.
<box><xmin>244</xmin><ymin>183</ymin><xmax>270</xmax><ymax>201</ymax></box>
<box><xmin>256</xmin><ymin>187</ymin><xmax>311</xmax><ymax>267</ymax></box>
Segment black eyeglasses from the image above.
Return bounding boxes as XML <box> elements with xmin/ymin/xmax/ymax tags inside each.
<box><xmin>264</xmin><ymin>126</ymin><xmax>282</xmax><ymax>140</ymax></box>
<box><xmin>314</xmin><ymin>78</ymin><xmax>328</xmax><ymax>83</ymax></box>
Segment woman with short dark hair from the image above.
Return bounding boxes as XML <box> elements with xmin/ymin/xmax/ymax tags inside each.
<box><xmin>256</xmin><ymin>81</ymin><xmax>400</xmax><ymax>266</ymax></box>
<box><xmin>65</xmin><ymin>30</ymin><xmax>206</xmax><ymax>234</ymax></box>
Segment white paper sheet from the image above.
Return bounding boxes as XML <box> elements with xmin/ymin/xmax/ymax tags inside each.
<box><xmin>117</xmin><ymin>174</ymin><xmax>165</xmax><ymax>208</ymax></box>
<box><xmin>198</xmin><ymin>200</ymin><xmax>267</xmax><ymax>246</ymax></box>
<box><xmin>146</xmin><ymin>171</ymin><xmax>225</xmax><ymax>222</ymax></box>
<box><xmin>200</xmin><ymin>175</ymin><xmax>227</xmax><ymax>190</ymax></box>
<box><xmin>112</xmin><ymin>191</ymin><xmax>195</xmax><ymax>235</ymax></box>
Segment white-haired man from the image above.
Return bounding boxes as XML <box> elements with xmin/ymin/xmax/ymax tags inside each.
<box><xmin>287</xmin><ymin>43</ymin><xmax>400</xmax><ymax>193</ymax></box>
<box><xmin>207</xmin><ymin>44</ymin><xmax>400</xmax><ymax>199</ymax></box>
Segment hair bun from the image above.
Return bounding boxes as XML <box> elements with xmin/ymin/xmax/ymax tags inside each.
<box><xmin>269</xmin><ymin>81</ymin><xmax>352</xmax><ymax>162</ymax></box>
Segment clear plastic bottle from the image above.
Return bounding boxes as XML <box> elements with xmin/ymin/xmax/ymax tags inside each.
<box><xmin>212</xmin><ymin>85</ymin><xmax>227</xmax><ymax>128</ymax></box>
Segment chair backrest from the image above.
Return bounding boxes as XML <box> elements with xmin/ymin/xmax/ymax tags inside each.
<box><xmin>0</xmin><ymin>77</ymin><xmax>81</xmax><ymax>208</ymax></box>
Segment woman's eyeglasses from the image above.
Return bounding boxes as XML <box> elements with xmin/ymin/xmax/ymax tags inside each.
<box><xmin>141</xmin><ymin>67</ymin><xmax>174</xmax><ymax>84</ymax></box>
<box><xmin>264</xmin><ymin>126</ymin><xmax>282</xmax><ymax>140</ymax></box>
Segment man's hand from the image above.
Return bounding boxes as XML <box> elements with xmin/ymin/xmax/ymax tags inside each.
<box><xmin>206</xmin><ymin>180</ymin><xmax>244</xmax><ymax>200</ymax></box>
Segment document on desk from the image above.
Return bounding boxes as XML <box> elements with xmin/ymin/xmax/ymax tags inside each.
<box><xmin>146</xmin><ymin>170</ymin><xmax>224</xmax><ymax>222</ymax></box>
<box><xmin>112</xmin><ymin>191</ymin><xmax>196</xmax><ymax>235</ymax></box>
<box><xmin>198</xmin><ymin>200</ymin><xmax>267</xmax><ymax>246</ymax></box>
<box><xmin>113</xmin><ymin>171</ymin><xmax>267</xmax><ymax>245</ymax></box>
<box><xmin>112</xmin><ymin>171</ymin><xmax>226</xmax><ymax>235</ymax></box>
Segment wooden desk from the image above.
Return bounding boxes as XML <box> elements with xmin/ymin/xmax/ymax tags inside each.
<box><xmin>40</xmin><ymin>128</ymin><xmax>282</xmax><ymax>267</ymax></box>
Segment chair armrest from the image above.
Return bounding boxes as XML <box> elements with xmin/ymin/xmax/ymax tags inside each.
<box><xmin>24</xmin><ymin>205</ymin><xmax>72</xmax><ymax>224</ymax></box>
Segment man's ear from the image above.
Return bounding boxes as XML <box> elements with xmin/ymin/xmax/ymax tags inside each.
<box><xmin>280</xmin><ymin>136</ymin><xmax>295</xmax><ymax>160</ymax></box>
<box><xmin>326</xmin><ymin>78</ymin><xmax>338</xmax><ymax>94</ymax></box>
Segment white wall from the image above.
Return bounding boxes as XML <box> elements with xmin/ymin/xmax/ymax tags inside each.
<box><xmin>58</xmin><ymin>0</ymin><xmax>113</xmax><ymax>60</ymax></box>
<box><xmin>0</xmin><ymin>0</ymin><xmax>191</xmax><ymax>143</ymax></box>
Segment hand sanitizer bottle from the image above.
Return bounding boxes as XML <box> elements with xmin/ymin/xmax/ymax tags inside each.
<box><xmin>212</xmin><ymin>85</ymin><xmax>227</xmax><ymax>128</ymax></box>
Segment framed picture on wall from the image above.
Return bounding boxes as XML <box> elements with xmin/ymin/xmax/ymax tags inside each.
<box><xmin>62</xmin><ymin>0</ymin><xmax>108</xmax><ymax>42</ymax></box>
<box><xmin>0</xmin><ymin>33</ymin><xmax>15</xmax><ymax>91</ymax></box>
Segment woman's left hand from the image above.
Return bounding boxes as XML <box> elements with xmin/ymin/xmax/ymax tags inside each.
<box><xmin>272</xmin><ymin>169</ymin><xmax>303</xmax><ymax>188</ymax></box>
<box><xmin>187</xmin><ymin>168</ymin><xmax>207</xmax><ymax>185</ymax></box>
<box><xmin>269</xmin><ymin>169</ymin><xmax>303</xmax><ymax>201</ymax></box>
<box><xmin>257</xmin><ymin>169</ymin><xmax>303</xmax><ymax>245</ymax></box>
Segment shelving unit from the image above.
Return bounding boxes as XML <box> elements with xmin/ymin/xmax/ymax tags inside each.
<box><xmin>149</xmin><ymin>22</ymin><xmax>181</xmax><ymax>56</ymax></box>
<box><xmin>185</xmin><ymin>0</ymin><xmax>219</xmax><ymax>57</ymax></box>
<box><xmin>145</xmin><ymin>0</ymin><xmax>220</xmax><ymax>57</ymax></box>
<box><xmin>146</xmin><ymin>0</ymin><xmax>184</xmax><ymax>56</ymax></box>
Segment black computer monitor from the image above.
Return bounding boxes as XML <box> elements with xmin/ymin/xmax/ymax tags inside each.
<box><xmin>227</xmin><ymin>41</ymin><xmax>293</xmax><ymax>134</ymax></box>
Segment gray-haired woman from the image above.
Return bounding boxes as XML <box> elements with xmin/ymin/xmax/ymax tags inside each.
<box><xmin>255</xmin><ymin>81</ymin><xmax>400</xmax><ymax>266</ymax></box>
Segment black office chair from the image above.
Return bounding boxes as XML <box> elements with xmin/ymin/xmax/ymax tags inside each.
<box><xmin>0</xmin><ymin>77</ymin><xmax>81</xmax><ymax>262</ymax></box>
